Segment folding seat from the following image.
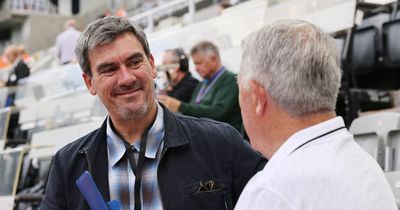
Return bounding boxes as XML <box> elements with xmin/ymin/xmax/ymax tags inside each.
<box><xmin>349</xmin><ymin>13</ymin><xmax>396</xmax><ymax>89</ymax></box>
<box><xmin>350</xmin><ymin>26</ymin><xmax>379</xmax><ymax>80</ymax></box>
<box><xmin>385</xmin><ymin>171</ymin><xmax>400</xmax><ymax>206</ymax></box>
<box><xmin>386</xmin><ymin>130</ymin><xmax>400</xmax><ymax>171</ymax></box>
<box><xmin>349</xmin><ymin>112</ymin><xmax>400</xmax><ymax>170</ymax></box>
<box><xmin>382</xmin><ymin>19</ymin><xmax>400</xmax><ymax>68</ymax></box>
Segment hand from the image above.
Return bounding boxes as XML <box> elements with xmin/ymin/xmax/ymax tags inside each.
<box><xmin>157</xmin><ymin>95</ymin><xmax>181</xmax><ymax>113</ymax></box>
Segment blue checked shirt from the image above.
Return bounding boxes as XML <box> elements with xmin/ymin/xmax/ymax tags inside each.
<box><xmin>106</xmin><ymin>103</ymin><xmax>165</xmax><ymax>210</ymax></box>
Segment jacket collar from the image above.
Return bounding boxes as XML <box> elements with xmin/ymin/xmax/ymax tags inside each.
<box><xmin>80</xmin><ymin>119</ymin><xmax>110</xmax><ymax>201</ymax></box>
<box><xmin>160</xmin><ymin>103</ymin><xmax>189</xmax><ymax>148</ymax></box>
<box><xmin>78</xmin><ymin>103</ymin><xmax>188</xmax><ymax>200</ymax></box>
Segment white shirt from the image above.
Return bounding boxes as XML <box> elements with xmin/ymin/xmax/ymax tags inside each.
<box><xmin>235</xmin><ymin>117</ymin><xmax>397</xmax><ymax>210</ymax></box>
<box><xmin>55</xmin><ymin>27</ymin><xmax>80</xmax><ymax>64</ymax></box>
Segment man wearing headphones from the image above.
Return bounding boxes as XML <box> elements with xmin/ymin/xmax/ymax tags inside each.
<box><xmin>158</xmin><ymin>41</ymin><xmax>242</xmax><ymax>132</ymax></box>
<box><xmin>161</xmin><ymin>48</ymin><xmax>199</xmax><ymax>102</ymax></box>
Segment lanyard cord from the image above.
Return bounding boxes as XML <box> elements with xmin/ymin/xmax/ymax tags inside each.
<box><xmin>123</xmin><ymin>130</ymin><xmax>149</xmax><ymax>210</ymax></box>
<box><xmin>290</xmin><ymin>126</ymin><xmax>346</xmax><ymax>154</ymax></box>
<box><xmin>195</xmin><ymin>68</ymin><xmax>226</xmax><ymax>104</ymax></box>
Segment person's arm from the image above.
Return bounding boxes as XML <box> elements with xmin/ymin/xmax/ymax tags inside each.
<box><xmin>40</xmin><ymin>152</ymin><xmax>68</xmax><ymax>210</ymax></box>
<box><xmin>227</xmin><ymin>126</ymin><xmax>267</xmax><ymax>206</ymax></box>
<box><xmin>179</xmin><ymin>75</ymin><xmax>238</xmax><ymax>121</ymax></box>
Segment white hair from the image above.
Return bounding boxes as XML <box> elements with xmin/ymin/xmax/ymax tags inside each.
<box><xmin>240</xmin><ymin>19</ymin><xmax>341</xmax><ymax>117</ymax></box>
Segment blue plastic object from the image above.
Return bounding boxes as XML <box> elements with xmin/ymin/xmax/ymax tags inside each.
<box><xmin>76</xmin><ymin>171</ymin><xmax>121</xmax><ymax>210</ymax></box>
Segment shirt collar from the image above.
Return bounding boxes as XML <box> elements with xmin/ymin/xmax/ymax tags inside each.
<box><xmin>106</xmin><ymin>102</ymin><xmax>165</xmax><ymax>167</ymax></box>
<box><xmin>203</xmin><ymin>66</ymin><xmax>225</xmax><ymax>84</ymax></box>
<box><xmin>271</xmin><ymin>116</ymin><xmax>346</xmax><ymax>161</ymax></box>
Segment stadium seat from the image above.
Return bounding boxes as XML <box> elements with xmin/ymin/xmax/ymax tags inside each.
<box><xmin>385</xmin><ymin>171</ymin><xmax>400</xmax><ymax>206</ymax></box>
<box><xmin>349</xmin><ymin>112</ymin><xmax>400</xmax><ymax>170</ymax></box>
<box><xmin>382</xmin><ymin>19</ymin><xmax>400</xmax><ymax>68</ymax></box>
<box><xmin>386</xmin><ymin>130</ymin><xmax>400</xmax><ymax>171</ymax></box>
<box><xmin>353</xmin><ymin>132</ymin><xmax>384</xmax><ymax>167</ymax></box>
<box><xmin>349</xmin><ymin>26</ymin><xmax>379</xmax><ymax>88</ymax></box>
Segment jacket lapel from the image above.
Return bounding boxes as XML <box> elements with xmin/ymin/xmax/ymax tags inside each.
<box><xmin>82</xmin><ymin>119</ymin><xmax>111</xmax><ymax>201</ymax></box>
<box><xmin>161</xmin><ymin>104</ymin><xmax>189</xmax><ymax>149</ymax></box>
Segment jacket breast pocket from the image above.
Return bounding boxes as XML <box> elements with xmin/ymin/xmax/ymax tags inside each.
<box><xmin>183</xmin><ymin>180</ymin><xmax>230</xmax><ymax>210</ymax></box>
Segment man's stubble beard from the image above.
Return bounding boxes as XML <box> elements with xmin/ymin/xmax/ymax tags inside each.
<box><xmin>117</xmin><ymin>93</ymin><xmax>152</xmax><ymax>121</ymax></box>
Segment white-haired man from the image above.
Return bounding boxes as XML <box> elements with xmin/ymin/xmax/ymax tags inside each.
<box><xmin>55</xmin><ymin>19</ymin><xmax>80</xmax><ymax>65</ymax></box>
<box><xmin>235</xmin><ymin>19</ymin><xmax>397</xmax><ymax>210</ymax></box>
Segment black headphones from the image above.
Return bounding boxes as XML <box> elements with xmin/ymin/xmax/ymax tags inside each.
<box><xmin>174</xmin><ymin>48</ymin><xmax>189</xmax><ymax>72</ymax></box>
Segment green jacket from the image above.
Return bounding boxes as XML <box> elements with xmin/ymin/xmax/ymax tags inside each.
<box><xmin>179</xmin><ymin>69</ymin><xmax>242</xmax><ymax>131</ymax></box>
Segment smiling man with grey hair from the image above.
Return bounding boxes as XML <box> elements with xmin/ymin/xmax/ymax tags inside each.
<box><xmin>40</xmin><ymin>16</ymin><xmax>266</xmax><ymax>210</ymax></box>
<box><xmin>234</xmin><ymin>19</ymin><xmax>396</xmax><ymax>210</ymax></box>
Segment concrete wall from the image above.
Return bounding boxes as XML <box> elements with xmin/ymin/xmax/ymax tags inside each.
<box><xmin>22</xmin><ymin>15</ymin><xmax>69</xmax><ymax>53</ymax></box>
<box><xmin>81</xmin><ymin>0</ymin><xmax>107</xmax><ymax>15</ymax></box>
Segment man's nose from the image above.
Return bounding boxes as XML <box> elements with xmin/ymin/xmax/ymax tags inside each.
<box><xmin>117</xmin><ymin>65</ymin><xmax>136</xmax><ymax>85</ymax></box>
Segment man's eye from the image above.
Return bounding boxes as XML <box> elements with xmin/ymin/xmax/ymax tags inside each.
<box><xmin>99</xmin><ymin>66</ymin><xmax>117</xmax><ymax>75</ymax></box>
<box><xmin>127</xmin><ymin>59</ymin><xmax>142</xmax><ymax>68</ymax></box>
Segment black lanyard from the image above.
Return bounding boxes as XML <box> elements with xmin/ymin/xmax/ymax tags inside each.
<box><xmin>290</xmin><ymin>126</ymin><xmax>346</xmax><ymax>154</ymax></box>
<box><xmin>123</xmin><ymin>130</ymin><xmax>149</xmax><ymax>210</ymax></box>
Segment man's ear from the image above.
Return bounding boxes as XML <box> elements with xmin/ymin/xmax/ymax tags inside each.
<box><xmin>210</xmin><ymin>54</ymin><xmax>219</xmax><ymax>66</ymax></box>
<box><xmin>82</xmin><ymin>73</ymin><xmax>97</xmax><ymax>95</ymax></box>
<box><xmin>249</xmin><ymin>80</ymin><xmax>267</xmax><ymax>116</ymax></box>
<box><xmin>149</xmin><ymin>54</ymin><xmax>157</xmax><ymax>79</ymax></box>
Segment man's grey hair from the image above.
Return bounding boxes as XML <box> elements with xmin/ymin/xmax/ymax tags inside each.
<box><xmin>190</xmin><ymin>40</ymin><xmax>220</xmax><ymax>60</ymax></box>
<box><xmin>75</xmin><ymin>16</ymin><xmax>150</xmax><ymax>77</ymax></box>
<box><xmin>240</xmin><ymin>19</ymin><xmax>341</xmax><ymax>117</ymax></box>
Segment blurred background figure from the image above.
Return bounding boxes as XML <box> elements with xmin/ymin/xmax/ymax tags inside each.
<box><xmin>0</xmin><ymin>44</ymin><xmax>30</xmax><ymax>143</ymax></box>
<box><xmin>218</xmin><ymin>0</ymin><xmax>232</xmax><ymax>14</ymax></box>
<box><xmin>55</xmin><ymin>19</ymin><xmax>80</xmax><ymax>65</ymax></box>
<box><xmin>0</xmin><ymin>53</ymin><xmax>10</xmax><ymax>69</ymax></box>
<box><xmin>159</xmin><ymin>48</ymin><xmax>199</xmax><ymax>102</ymax></box>
<box><xmin>98</xmin><ymin>9</ymin><xmax>112</xmax><ymax>19</ymax></box>
<box><xmin>17</xmin><ymin>44</ymin><xmax>34</xmax><ymax>68</ymax></box>
<box><xmin>158</xmin><ymin>41</ymin><xmax>242</xmax><ymax>132</ymax></box>
<box><xmin>3</xmin><ymin>44</ymin><xmax>30</xmax><ymax>88</ymax></box>
<box><xmin>115</xmin><ymin>7</ymin><xmax>127</xmax><ymax>17</ymax></box>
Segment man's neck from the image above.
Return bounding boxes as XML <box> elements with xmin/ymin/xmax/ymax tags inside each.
<box><xmin>259</xmin><ymin>111</ymin><xmax>336</xmax><ymax>159</ymax></box>
<box><xmin>205</xmin><ymin>65</ymin><xmax>223</xmax><ymax>80</ymax></box>
<box><xmin>109</xmin><ymin>102</ymin><xmax>158</xmax><ymax>144</ymax></box>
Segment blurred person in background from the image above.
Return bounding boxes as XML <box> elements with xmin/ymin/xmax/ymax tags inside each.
<box><xmin>234</xmin><ymin>19</ymin><xmax>397</xmax><ymax>210</ymax></box>
<box><xmin>159</xmin><ymin>48</ymin><xmax>198</xmax><ymax>102</ymax></box>
<box><xmin>218</xmin><ymin>0</ymin><xmax>232</xmax><ymax>14</ymax></box>
<box><xmin>158</xmin><ymin>41</ymin><xmax>242</xmax><ymax>132</ymax></box>
<box><xmin>17</xmin><ymin>44</ymin><xmax>34</xmax><ymax>68</ymax></box>
<box><xmin>0</xmin><ymin>44</ymin><xmax>30</xmax><ymax>142</ymax></box>
<box><xmin>56</xmin><ymin>18</ymin><xmax>80</xmax><ymax>65</ymax></box>
<box><xmin>3</xmin><ymin>44</ymin><xmax>30</xmax><ymax>88</ymax></box>
<box><xmin>0</xmin><ymin>53</ymin><xmax>10</xmax><ymax>69</ymax></box>
<box><xmin>116</xmin><ymin>7</ymin><xmax>127</xmax><ymax>17</ymax></box>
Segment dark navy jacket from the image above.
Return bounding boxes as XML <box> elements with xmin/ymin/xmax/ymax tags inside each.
<box><xmin>40</xmin><ymin>106</ymin><xmax>266</xmax><ymax>210</ymax></box>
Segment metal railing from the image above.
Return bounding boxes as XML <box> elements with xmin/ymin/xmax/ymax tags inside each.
<box><xmin>129</xmin><ymin>0</ymin><xmax>195</xmax><ymax>32</ymax></box>
<box><xmin>5</xmin><ymin>0</ymin><xmax>57</xmax><ymax>14</ymax></box>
